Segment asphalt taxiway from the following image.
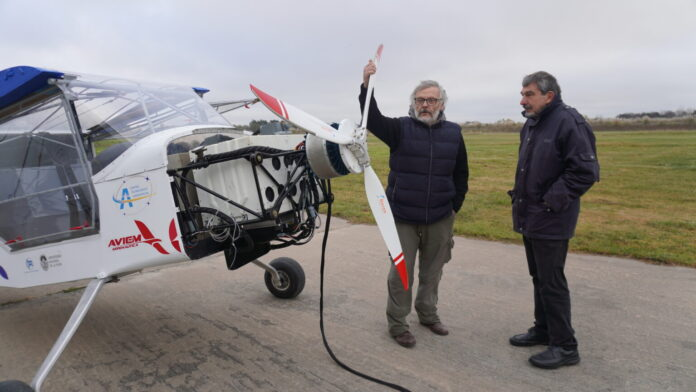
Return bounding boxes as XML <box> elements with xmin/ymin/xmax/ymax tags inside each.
<box><xmin>1</xmin><ymin>217</ymin><xmax>695</xmax><ymax>391</ymax></box>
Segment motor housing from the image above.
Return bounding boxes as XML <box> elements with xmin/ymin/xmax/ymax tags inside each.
<box><xmin>305</xmin><ymin>120</ymin><xmax>362</xmax><ymax>179</ymax></box>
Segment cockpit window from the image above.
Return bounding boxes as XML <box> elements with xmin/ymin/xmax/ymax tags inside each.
<box><xmin>0</xmin><ymin>95</ymin><xmax>98</xmax><ymax>251</ymax></box>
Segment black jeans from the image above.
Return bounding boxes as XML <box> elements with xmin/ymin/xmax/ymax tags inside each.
<box><xmin>523</xmin><ymin>236</ymin><xmax>577</xmax><ymax>349</ymax></box>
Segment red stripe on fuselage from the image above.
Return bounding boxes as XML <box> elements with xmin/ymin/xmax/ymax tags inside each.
<box><xmin>151</xmin><ymin>243</ymin><xmax>169</xmax><ymax>255</ymax></box>
<box><xmin>169</xmin><ymin>219</ymin><xmax>181</xmax><ymax>253</ymax></box>
<box><xmin>134</xmin><ymin>220</ymin><xmax>169</xmax><ymax>255</ymax></box>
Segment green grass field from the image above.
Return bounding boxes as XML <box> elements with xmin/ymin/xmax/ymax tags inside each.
<box><xmin>327</xmin><ymin>130</ymin><xmax>696</xmax><ymax>267</ymax></box>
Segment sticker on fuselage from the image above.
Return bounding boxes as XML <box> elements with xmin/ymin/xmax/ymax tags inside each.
<box><xmin>112</xmin><ymin>176</ymin><xmax>155</xmax><ymax>216</ymax></box>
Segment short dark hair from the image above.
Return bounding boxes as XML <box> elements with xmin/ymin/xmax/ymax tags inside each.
<box><xmin>523</xmin><ymin>71</ymin><xmax>561</xmax><ymax>96</ymax></box>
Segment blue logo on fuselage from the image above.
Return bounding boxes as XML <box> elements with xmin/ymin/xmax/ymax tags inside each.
<box><xmin>120</xmin><ymin>188</ymin><xmax>134</xmax><ymax>210</ymax></box>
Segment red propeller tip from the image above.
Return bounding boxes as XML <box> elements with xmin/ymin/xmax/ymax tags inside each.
<box><xmin>392</xmin><ymin>253</ymin><xmax>408</xmax><ymax>290</ymax></box>
<box><xmin>396</xmin><ymin>261</ymin><xmax>409</xmax><ymax>290</ymax></box>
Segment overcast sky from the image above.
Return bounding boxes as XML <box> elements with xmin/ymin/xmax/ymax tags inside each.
<box><xmin>2</xmin><ymin>0</ymin><xmax>695</xmax><ymax>125</ymax></box>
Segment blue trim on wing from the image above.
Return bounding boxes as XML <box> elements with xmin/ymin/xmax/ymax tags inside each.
<box><xmin>0</xmin><ymin>265</ymin><xmax>8</xmax><ymax>280</ymax></box>
<box><xmin>0</xmin><ymin>66</ymin><xmax>64</xmax><ymax>110</ymax></box>
<box><xmin>192</xmin><ymin>87</ymin><xmax>210</xmax><ymax>97</ymax></box>
<box><xmin>1</xmin><ymin>66</ymin><xmax>209</xmax><ymax>109</ymax></box>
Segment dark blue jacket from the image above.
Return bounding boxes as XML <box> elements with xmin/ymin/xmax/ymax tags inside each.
<box><xmin>510</xmin><ymin>96</ymin><xmax>599</xmax><ymax>239</ymax></box>
<box><xmin>359</xmin><ymin>86</ymin><xmax>469</xmax><ymax>225</ymax></box>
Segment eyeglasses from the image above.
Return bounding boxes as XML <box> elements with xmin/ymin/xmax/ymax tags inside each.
<box><xmin>413</xmin><ymin>97</ymin><xmax>441</xmax><ymax>105</ymax></box>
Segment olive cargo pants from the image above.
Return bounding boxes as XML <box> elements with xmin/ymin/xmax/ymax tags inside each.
<box><xmin>387</xmin><ymin>213</ymin><xmax>455</xmax><ymax>336</ymax></box>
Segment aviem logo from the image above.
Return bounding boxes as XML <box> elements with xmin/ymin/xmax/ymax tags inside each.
<box><xmin>108</xmin><ymin>235</ymin><xmax>143</xmax><ymax>250</ymax></box>
<box><xmin>108</xmin><ymin>220</ymin><xmax>181</xmax><ymax>254</ymax></box>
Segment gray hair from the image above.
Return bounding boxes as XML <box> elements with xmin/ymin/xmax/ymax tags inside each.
<box><xmin>522</xmin><ymin>71</ymin><xmax>561</xmax><ymax>96</ymax></box>
<box><xmin>410</xmin><ymin>80</ymin><xmax>448</xmax><ymax>106</ymax></box>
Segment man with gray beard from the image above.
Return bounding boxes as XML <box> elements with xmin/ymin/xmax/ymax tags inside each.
<box><xmin>360</xmin><ymin>60</ymin><xmax>469</xmax><ymax>348</ymax></box>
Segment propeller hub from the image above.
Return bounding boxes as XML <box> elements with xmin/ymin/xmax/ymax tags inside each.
<box><xmin>347</xmin><ymin>142</ymin><xmax>370</xmax><ymax>167</ymax></box>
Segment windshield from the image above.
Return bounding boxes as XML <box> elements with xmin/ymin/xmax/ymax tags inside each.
<box><xmin>57</xmin><ymin>75</ymin><xmax>230</xmax><ymax>150</ymax></box>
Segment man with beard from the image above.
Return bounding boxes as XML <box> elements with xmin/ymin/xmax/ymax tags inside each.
<box><xmin>360</xmin><ymin>60</ymin><xmax>469</xmax><ymax>348</ymax></box>
<box><xmin>508</xmin><ymin>71</ymin><xmax>599</xmax><ymax>369</ymax></box>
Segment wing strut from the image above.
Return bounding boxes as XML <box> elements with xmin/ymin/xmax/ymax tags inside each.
<box><xmin>31</xmin><ymin>277</ymin><xmax>109</xmax><ymax>392</ymax></box>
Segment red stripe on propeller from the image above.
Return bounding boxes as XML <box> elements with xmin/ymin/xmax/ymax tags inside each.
<box><xmin>392</xmin><ymin>252</ymin><xmax>408</xmax><ymax>290</ymax></box>
<box><xmin>250</xmin><ymin>84</ymin><xmax>288</xmax><ymax>120</ymax></box>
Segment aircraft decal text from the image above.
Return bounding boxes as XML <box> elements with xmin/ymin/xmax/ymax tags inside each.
<box><xmin>108</xmin><ymin>235</ymin><xmax>143</xmax><ymax>251</ymax></box>
<box><xmin>36</xmin><ymin>253</ymin><xmax>63</xmax><ymax>272</ymax></box>
<box><xmin>108</xmin><ymin>220</ymin><xmax>181</xmax><ymax>255</ymax></box>
<box><xmin>377</xmin><ymin>195</ymin><xmax>388</xmax><ymax>215</ymax></box>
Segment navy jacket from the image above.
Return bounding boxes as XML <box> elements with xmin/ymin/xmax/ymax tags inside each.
<box><xmin>510</xmin><ymin>96</ymin><xmax>599</xmax><ymax>240</ymax></box>
<box><xmin>359</xmin><ymin>86</ymin><xmax>469</xmax><ymax>225</ymax></box>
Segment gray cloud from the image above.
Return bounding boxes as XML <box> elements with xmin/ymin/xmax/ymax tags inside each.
<box><xmin>1</xmin><ymin>0</ymin><xmax>695</xmax><ymax>124</ymax></box>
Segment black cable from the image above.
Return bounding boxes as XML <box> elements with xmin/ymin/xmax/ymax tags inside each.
<box><xmin>318</xmin><ymin>180</ymin><xmax>411</xmax><ymax>392</ymax></box>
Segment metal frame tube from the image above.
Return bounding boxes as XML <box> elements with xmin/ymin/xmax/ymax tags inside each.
<box><xmin>31</xmin><ymin>278</ymin><xmax>107</xmax><ymax>392</ymax></box>
<box><xmin>251</xmin><ymin>259</ymin><xmax>281</xmax><ymax>286</ymax></box>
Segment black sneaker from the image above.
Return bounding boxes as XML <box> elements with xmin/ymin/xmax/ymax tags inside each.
<box><xmin>509</xmin><ymin>327</ymin><xmax>549</xmax><ymax>347</ymax></box>
<box><xmin>529</xmin><ymin>346</ymin><xmax>580</xmax><ymax>369</ymax></box>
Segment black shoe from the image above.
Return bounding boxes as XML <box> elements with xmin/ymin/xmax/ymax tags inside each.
<box><xmin>529</xmin><ymin>346</ymin><xmax>580</xmax><ymax>369</ymax></box>
<box><xmin>509</xmin><ymin>328</ymin><xmax>549</xmax><ymax>347</ymax></box>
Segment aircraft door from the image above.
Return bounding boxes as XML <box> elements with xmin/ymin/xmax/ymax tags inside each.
<box><xmin>0</xmin><ymin>94</ymin><xmax>99</xmax><ymax>251</ymax></box>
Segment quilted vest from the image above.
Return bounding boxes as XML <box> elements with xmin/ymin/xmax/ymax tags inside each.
<box><xmin>385</xmin><ymin>117</ymin><xmax>461</xmax><ymax>224</ymax></box>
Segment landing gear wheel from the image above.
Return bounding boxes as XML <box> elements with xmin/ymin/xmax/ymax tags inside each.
<box><xmin>264</xmin><ymin>257</ymin><xmax>305</xmax><ymax>299</ymax></box>
<box><xmin>0</xmin><ymin>380</ymin><xmax>34</xmax><ymax>392</ymax></box>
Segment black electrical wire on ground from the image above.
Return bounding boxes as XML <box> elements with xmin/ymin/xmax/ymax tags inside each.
<box><xmin>319</xmin><ymin>180</ymin><xmax>411</xmax><ymax>392</ymax></box>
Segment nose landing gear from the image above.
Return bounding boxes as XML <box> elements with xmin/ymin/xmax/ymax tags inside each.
<box><xmin>253</xmin><ymin>257</ymin><xmax>305</xmax><ymax>299</ymax></box>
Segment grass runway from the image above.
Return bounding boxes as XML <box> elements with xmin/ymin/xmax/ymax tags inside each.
<box><xmin>327</xmin><ymin>130</ymin><xmax>696</xmax><ymax>267</ymax></box>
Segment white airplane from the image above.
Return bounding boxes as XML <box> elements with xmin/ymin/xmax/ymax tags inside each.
<box><xmin>0</xmin><ymin>46</ymin><xmax>407</xmax><ymax>392</ymax></box>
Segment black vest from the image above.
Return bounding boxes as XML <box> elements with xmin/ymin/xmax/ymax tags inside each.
<box><xmin>385</xmin><ymin>117</ymin><xmax>461</xmax><ymax>224</ymax></box>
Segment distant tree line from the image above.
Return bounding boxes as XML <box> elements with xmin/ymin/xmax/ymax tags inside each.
<box><xmin>232</xmin><ymin>119</ymin><xmax>278</xmax><ymax>132</ymax></box>
<box><xmin>460</xmin><ymin>109</ymin><xmax>696</xmax><ymax>133</ymax></box>
<box><xmin>231</xmin><ymin>119</ymin><xmax>295</xmax><ymax>134</ymax></box>
<box><xmin>235</xmin><ymin>110</ymin><xmax>696</xmax><ymax>134</ymax></box>
<box><xmin>616</xmin><ymin>109</ymin><xmax>696</xmax><ymax>119</ymax></box>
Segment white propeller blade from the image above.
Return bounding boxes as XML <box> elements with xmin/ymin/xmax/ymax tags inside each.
<box><xmin>358</xmin><ymin>44</ymin><xmax>408</xmax><ymax>289</ymax></box>
<box><xmin>250</xmin><ymin>84</ymin><xmax>353</xmax><ymax>145</ymax></box>
<box><xmin>364</xmin><ymin>165</ymin><xmax>408</xmax><ymax>290</ymax></box>
<box><xmin>251</xmin><ymin>44</ymin><xmax>410</xmax><ymax>290</ymax></box>
<box><xmin>359</xmin><ymin>44</ymin><xmax>383</xmax><ymax>132</ymax></box>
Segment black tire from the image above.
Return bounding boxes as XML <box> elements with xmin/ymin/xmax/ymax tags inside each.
<box><xmin>0</xmin><ymin>380</ymin><xmax>34</xmax><ymax>392</ymax></box>
<box><xmin>264</xmin><ymin>257</ymin><xmax>305</xmax><ymax>299</ymax></box>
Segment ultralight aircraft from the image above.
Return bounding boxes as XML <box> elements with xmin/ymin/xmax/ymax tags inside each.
<box><xmin>0</xmin><ymin>45</ymin><xmax>407</xmax><ymax>391</ymax></box>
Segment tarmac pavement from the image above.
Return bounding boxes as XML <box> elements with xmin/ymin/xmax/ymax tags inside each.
<box><xmin>1</xmin><ymin>217</ymin><xmax>695</xmax><ymax>391</ymax></box>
